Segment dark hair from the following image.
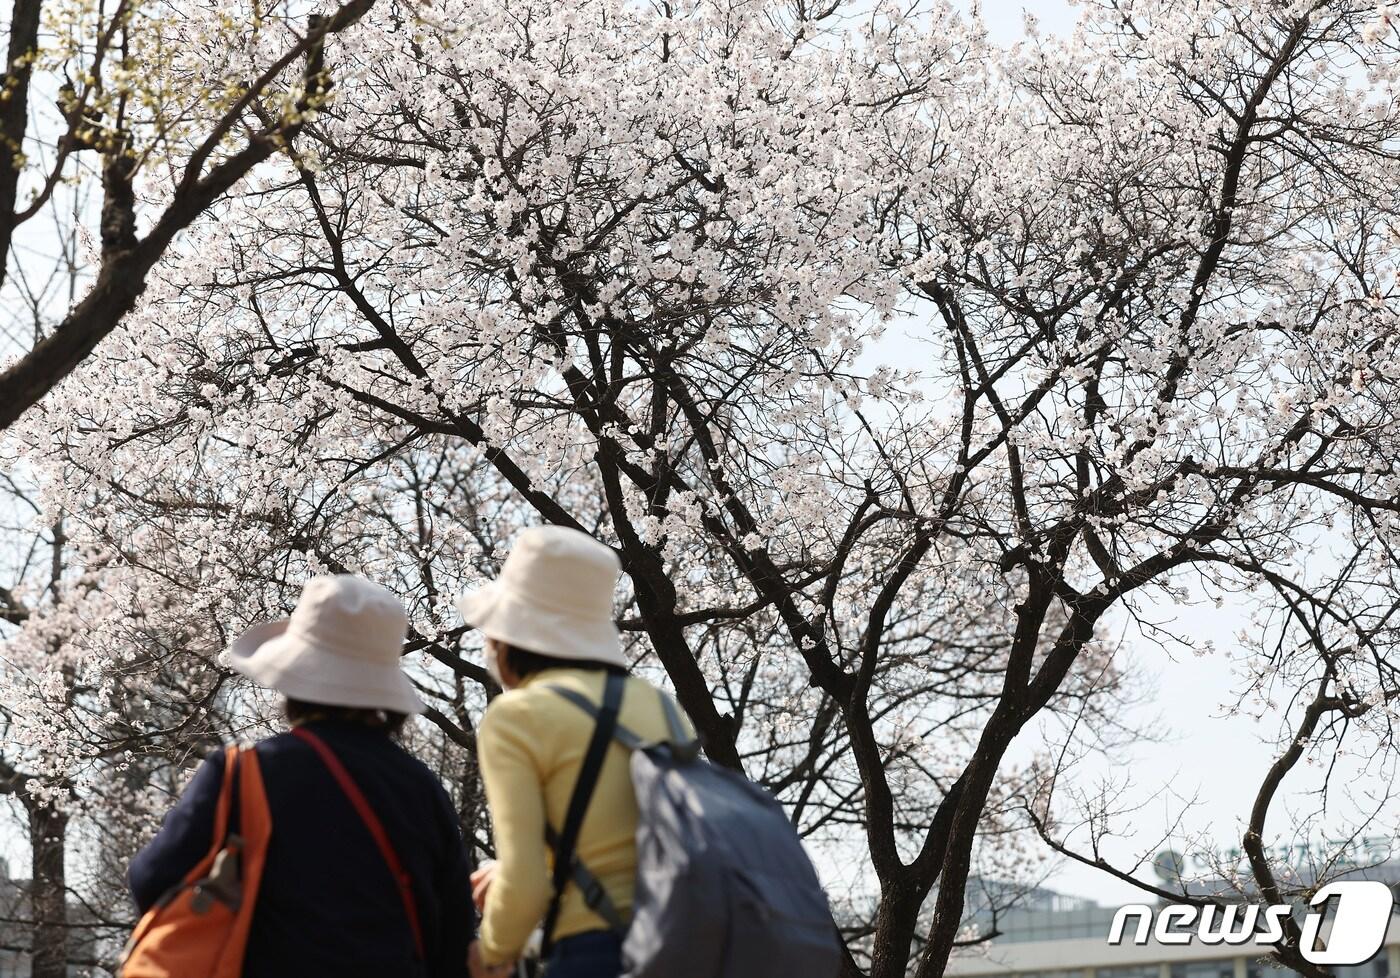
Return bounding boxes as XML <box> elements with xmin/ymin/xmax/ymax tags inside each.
<box><xmin>501</xmin><ymin>644</ymin><xmax>627</xmax><ymax>679</ymax></box>
<box><xmin>284</xmin><ymin>697</ymin><xmax>408</xmax><ymax>738</ymax></box>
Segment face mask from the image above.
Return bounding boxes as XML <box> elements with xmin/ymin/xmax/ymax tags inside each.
<box><xmin>484</xmin><ymin>642</ymin><xmax>506</xmax><ymax>688</ymax></box>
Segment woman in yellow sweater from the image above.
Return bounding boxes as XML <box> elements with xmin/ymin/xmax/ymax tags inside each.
<box><xmin>456</xmin><ymin>526</ymin><xmax>693</xmax><ymax>978</ymax></box>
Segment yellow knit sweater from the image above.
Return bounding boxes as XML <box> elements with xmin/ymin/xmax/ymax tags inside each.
<box><xmin>476</xmin><ymin>667</ymin><xmax>694</xmax><ymax>966</ymax></box>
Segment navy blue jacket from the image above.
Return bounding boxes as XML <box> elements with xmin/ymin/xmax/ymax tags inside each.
<box><xmin>129</xmin><ymin>720</ymin><xmax>473</xmax><ymax>978</ymax></box>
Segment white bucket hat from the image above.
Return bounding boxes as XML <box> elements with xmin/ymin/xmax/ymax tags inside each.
<box><xmin>454</xmin><ymin>526</ymin><xmax>626</xmax><ymax>668</ymax></box>
<box><xmin>228</xmin><ymin>575</ymin><xmax>425</xmax><ymax>715</ymax></box>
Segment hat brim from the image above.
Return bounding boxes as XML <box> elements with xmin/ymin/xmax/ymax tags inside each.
<box><xmin>228</xmin><ymin>620</ymin><xmax>425</xmax><ymax>715</ymax></box>
<box><xmin>453</xmin><ymin>581</ymin><xmax>500</xmax><ymax>631</ymax></box>
<box><xmin>455</xmin><ymin>581</ymin><xmax>626</xmax><ymax>668</ymax></box>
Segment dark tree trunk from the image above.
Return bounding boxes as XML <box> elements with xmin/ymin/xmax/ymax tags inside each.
<box><xmin>24</xmin><ymin>798</ymin><xmax>68</xmax><ymax>978</ymax></box>
<box><xmin>867</xmin><ymin>883</ymin><xmax>925</xmax><ymax>978</ymax></box>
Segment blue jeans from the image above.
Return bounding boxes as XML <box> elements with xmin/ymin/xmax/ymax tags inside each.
<box><xmin>543</xmin><ymin>931</ymin><xmax>623</xmax><ymax>978</ymax></box>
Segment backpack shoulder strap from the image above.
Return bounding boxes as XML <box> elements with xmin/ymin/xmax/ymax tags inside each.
<box><xmin>656</xmin><ymin>689</ymin><xmax>701</xmax><ymax>761</ymax></box>
<box><xmin>540</xmin><ymin>672</ymin><xmax>624</xmax><ymax>957</ymax></box>
<box><xmin>291</xmin><ymin>727</ymin><xmax>425</xmax><ymax>960</ymax></box>
<box><xmin>543</xmin><ymin>823</ymin><xmax>627</xmax><ymax>932</ymax></box>
<box><xmin>546</xmin><ymin>682</ymin><xmax>645</xmax><ymax>750</ymax></box>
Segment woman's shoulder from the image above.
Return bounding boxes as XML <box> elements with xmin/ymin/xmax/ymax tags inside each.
<box><xmin>486</xmin><ymin>670</ymin><xmax>670</xmax><ymax>730</ymax></box>
<box><xmin>480</xmin><ymin>683</ymin><xmax>549</xmax><ymax>730</ymax></box>
<box><xmin>480</xmin><ymin>669</ymin><xmax>620</xmax><ymax>736</ymax></box>
<box><xmin>252</xmin><ymin>725</ymin><xmax>431</xmax><ymax>779</ymax></box>
<box><xmin>495</xmin><ymin>668</ymin><xmax>658</xmax><ymax>705</ymax></box>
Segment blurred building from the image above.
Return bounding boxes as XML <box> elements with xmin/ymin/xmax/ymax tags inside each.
<box><xmin>948</xmin><ymin>848</ymin><xmax>1400</xmax><ymax>978</ymax></box>
<box><xmin>0</xmin><ymin>858</ymin><xmax>101</xmax><ymax>977</ymax></box>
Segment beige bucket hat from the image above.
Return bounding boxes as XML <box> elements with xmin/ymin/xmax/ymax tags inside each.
<box><xmin>229</xmin><ymin>575</ymin><xmax>425</xmax><ymax>715</ymax></box>
<box><xmin>455</xmin><ymin>526</ymin><xmax>626</xmax><ymax>667</ymax></box>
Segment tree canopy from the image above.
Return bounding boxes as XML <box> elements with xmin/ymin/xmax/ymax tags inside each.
<box><xmin>3</xmin><ymin>0</ymin><xmax>1400</xmax><ymax>975</ymax></box>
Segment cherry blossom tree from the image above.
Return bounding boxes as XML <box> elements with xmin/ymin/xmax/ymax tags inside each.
<box><xmin>5</xmin><ymin>0</ymin><xmax>1400</xmax><ymax>976</ymax></box>
<box><xmin>0</xmin><ymin>0</ymin><xmax>387</xmax><ymax>431</ymax></box>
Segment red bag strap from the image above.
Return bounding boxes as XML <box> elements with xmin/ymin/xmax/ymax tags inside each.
<box><xmin>291</xmin><ymin>727</ymin><xmax>425</xmax><ymax>959</ymax></box>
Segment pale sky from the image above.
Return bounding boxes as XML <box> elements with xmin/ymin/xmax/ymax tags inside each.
<box><xmin>968</xmin><ymin>0</ymin><xmax>1080</xmax><ymax>41</ymax></box>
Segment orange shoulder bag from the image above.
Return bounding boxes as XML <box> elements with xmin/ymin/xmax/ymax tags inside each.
<box><xmin>118</xmin><ymin>743</ymin><xmax>273</xmax><ymax>978</ymax></box>
<box><xmin>119</xmin><ymin>730</ymin><xmax>424</xmax><ymax>976</ymax></box>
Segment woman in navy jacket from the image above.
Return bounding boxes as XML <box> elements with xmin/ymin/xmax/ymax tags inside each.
<box><xmin>129</xmin><ymin>576</ymin><xmax>474</xmax><ymax>978</ymax></box>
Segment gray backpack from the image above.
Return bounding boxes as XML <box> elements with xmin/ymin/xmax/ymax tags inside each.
<box><xmin>541</xmin><ymin>672</ymin><xmax>843</xmax><ymax>978</ymax></box>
